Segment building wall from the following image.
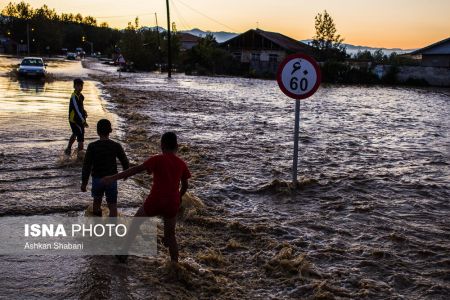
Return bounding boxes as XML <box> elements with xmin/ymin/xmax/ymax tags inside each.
<box><xmin>398</xmin><ymin>66</ymin><xmax>450</xmax><ymax>86</ymax></box>
<box><xmin>235</xmin><ymin>50</ymin><xmax>287</xmax><ymax>75</ymax></box>
<box><xmin>421</xmin><ymin>55</ymin><xmax>450</xmax><ymax>67</ymax></box>
<box><xmin>180</xmin><ymin>41</ymin><xmax>198</xmax><ymax>51</ymax></box>
<box><xmin>238</xmin><ymin>50</ymin><xmax>285</xmax><ymax>62</ymax></box>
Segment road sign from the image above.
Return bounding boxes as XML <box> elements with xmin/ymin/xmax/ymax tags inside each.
<box><xmin>277</xmin><ymin>53</ymin><xmax>321</xmax><ymax>100</ymax></box>
<box><xmin>276</xmin><ymin>54</ymin><xmax>321</xmax><ymax>185</ymax></box>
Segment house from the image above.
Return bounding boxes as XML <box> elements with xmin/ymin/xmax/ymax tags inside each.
<box><xmin>407</xmin><ymin>37</ymin><xmax>450</xmax><ymax>67</ymax></box>
<box><xmin>178</xmin><ymin>32</ymin><xmax>201</xmax><ymax>51</ymax></box>
<box><xmin>221</xmin><ymin>29</ymin><xmax>315</xmax><ymax>75</ymax></box>
<box><xmin>0</xmin><ymin>34</ymin><xmax>17</xmax><ymax>54</ymax></box>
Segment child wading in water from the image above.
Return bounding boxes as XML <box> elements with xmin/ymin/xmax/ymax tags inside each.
<box><xmin>65</xmin><ymin>78</ymin><xmax>88</xmax><ymax>157</ymax></box>
<box><xmin>102</xmin><ymin>132</ymin><xmax>191</xmax><ymax>262</ymax></box>
<box><xmin>81</xmin><ymin>119</ymin><xmax>129</xmax><ymax>217</ymax></box>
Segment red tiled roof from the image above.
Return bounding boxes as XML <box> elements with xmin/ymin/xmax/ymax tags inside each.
<box><xmin>222</xmin><ymin>29</ymin><xmax>313</xmax><ymax>53</ymax></box>
<box><xmin>178</xmin><ymin>32</ymin><xmax>201</xmax><ymax>43</ymax></box>
<box><xmin>255</xmin><ymin>29</ymin><xmax>312</xmax><ymax>52</ymax></box>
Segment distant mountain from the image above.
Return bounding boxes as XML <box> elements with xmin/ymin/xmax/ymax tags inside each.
<box><xmin>301</xmin><ymin>39</ymin><xmax>415</xmax><ymax>56</ymax></box>
<box><xmin>140</xmin><ymin>26</ymin><xmax>166</xmax><ymax>33</ymax></box>
<box><xmin>180</xmin><ymin>28</ymin><xmax>237</xmax><ymax>43</ymax></box>
<box><xmin>139</xmin><ymin>27</ymin><xmax>237</xmax><ymax>43</ymax></box>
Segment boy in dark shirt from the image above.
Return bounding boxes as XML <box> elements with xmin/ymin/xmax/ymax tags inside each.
<box><xmin>81</xmin><ymin>119</ymin><xmax>129</xmax><ymax>217</ymax></box>
<box><xmin>65</xmin><ymin>78</ymin><xmax>88</xmax><ymax>156</ymax></box>
<box><xmin>102</xmin><ymin>132</ymin><xmax>191</xmax><ymax>262</ymax></box>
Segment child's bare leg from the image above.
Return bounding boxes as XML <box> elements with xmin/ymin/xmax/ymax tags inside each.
<box><xmin>164</xmin><ymin>217</ymin><xmax>178</xmax><ymax>262</ymax></box>
<box><xmin>65</xmin><ymin>134</ymin><xmax>76</xmax><ymax>154</ymax></box>
<box><xmin>107</xmin><ymin>203</ymin><xmax>118</xmax><ymax>217</ymax></box>
<box><xmin>92</xmin><ymin>197</ymin><xmax>102</xmax><ymax>217</ymax></box>
<box><xmin>121</xmin><ymin>206</ymin><xmax>148</xmax><ymax>251</ymax></box>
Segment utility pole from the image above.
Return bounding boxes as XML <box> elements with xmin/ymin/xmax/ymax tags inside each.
<box><xmin>155</xmin><ymin>13</ymin><xmax>161</xmax><ymax>67</ymax></box>
<box><xmin>166</xmin><ymin>0</ymin><xmax>172</xmax><ymax>78</ymax></box>
<box><xmin>155</xmin><ymin>13</ymin><xmax>161</xmax><ymax>49</ymax></box>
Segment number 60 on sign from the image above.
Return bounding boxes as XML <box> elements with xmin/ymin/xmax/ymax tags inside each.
<box><xmin>276</xmin><ymin>53</ymin><xmax>321</xmax><ymax>100</ymax></box>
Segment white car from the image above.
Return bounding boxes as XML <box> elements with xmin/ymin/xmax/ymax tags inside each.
<box><xmin>18</xmin><ymin>57</ymin><xmax>47</xmax><ymax>77</ymax></box>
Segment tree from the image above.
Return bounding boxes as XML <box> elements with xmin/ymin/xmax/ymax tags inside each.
<box><xmin>1</xmin><ymin>2</ymin><xmax>120</xmax><ymax>56</ymax></box>
<box><xmin>354</xmin><ymin>50</ymin><xmax>373</xmax><ymax>61</ymax></box>
<box><xmin>182</xmin><ymin>33</ymin><xmax>239</xmax><ymax>75</ymax></box>
<box><xmin>312</xmin><ymin>10</ymin><xmax>346</xmax><ymax>61</ymax></box>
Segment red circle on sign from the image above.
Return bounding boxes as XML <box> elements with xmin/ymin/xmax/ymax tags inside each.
<box><xmin>276</xmin><ymin>53</ymin><xmax>321</xmax><ymax>100</ymax></box>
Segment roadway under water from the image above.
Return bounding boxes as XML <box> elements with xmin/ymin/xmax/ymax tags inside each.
<box><xmin>0</xmin><ymin>56</ymin><xmax>449</xmax><ymax>299</ymax></box>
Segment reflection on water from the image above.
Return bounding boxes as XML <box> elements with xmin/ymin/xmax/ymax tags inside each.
<box><xmin>0</xmin><ymin>62</ymin><xmax>143</xmax><ymax>215</ymax></box>
<box><xmin>18</xmin><ymin>77</ymin><xmax>46</xmax><ymax>93</ymax></box>
<box><xmin>0</xmin><ymin>57</ymin><xmax>449</xmax><ymax>299</ymax></box>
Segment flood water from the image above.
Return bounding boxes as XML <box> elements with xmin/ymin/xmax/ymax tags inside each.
<box><xmin>1</xmin><ymin>56</ymin><xmax>449</xmax><ymax>299</ymax></box>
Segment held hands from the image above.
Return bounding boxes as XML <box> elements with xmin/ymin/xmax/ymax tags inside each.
<box><xmin>84</xmin><ymin>122</ymin><xmax>89</xmax><ymax>128</ymax></box>
<box><xmin>101</xmin><ymin>176</ymin><xmax>114</xmax><ymax>186</ymax></box>
<box><xmin>81</xmin><ymin>184</ymin><xmax>87</xmax><ymax>192</ymax></box>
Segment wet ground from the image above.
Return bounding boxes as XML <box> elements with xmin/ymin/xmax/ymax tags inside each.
<box><xmin>1</xmin><ymin>56</ymin><xmax>449</xmax><ymax>299</ymax></box>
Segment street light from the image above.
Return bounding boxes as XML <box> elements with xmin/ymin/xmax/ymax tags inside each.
<box><xmin>82</xmin><ymin>36</ymin><xmax>94</xmax><ymax>55</ymax></box>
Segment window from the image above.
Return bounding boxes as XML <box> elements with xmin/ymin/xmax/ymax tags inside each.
<box><xmin>269</xmin><ymin>54</ymin><xmax>278</xmax><ymax>63</ymax></box>
<box><xmin>251</xmin><ymin>53</ymin><xmax>260</xmax><ymax>61</ymax></box>
<box><xmin>21</xmin><ymin>59</ymin><xmax>43</xmax><ymax>66</ymax></box>
<box><xmin>232</xmin><ymin>52</ymin><xmax>241</xmax><ymax>60</ymax></box>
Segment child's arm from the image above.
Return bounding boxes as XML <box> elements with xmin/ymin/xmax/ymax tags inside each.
<box><xmin>179</xmin><ymin>178</ymin><xmax>189</xmax><ymax>203</ymax></box>
<box><xmin>101</xmin><ymin>163</ymin><xmax>146</xmax><ymax>185</ymax></box>
<box><xmin>117</xmin><ymin>144</ymin><xmax>130</xmax><ymax>171</ymax></box>
<box><xmin>81</xmin><ymin>145</ymin><xmax>93</xmax><ymax>191</ymax></box>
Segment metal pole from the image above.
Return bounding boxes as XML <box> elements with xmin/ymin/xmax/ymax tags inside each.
<box><xmin>166</xmin><ymin>0</ymin><xmax>172</xmax><ymax>78</ymax></box>
<box><xmin>292</xmin><ymin>99</ymin><xmax>300</xmax><ymax>185</ymax></box>
<box><xmin>155</xmin><ymin>13</ymin><xmax>161</xmax><ymax>68</ymax></box>
<box><xmin>26</xmin><ymin>23</ymin><xmax>30</xmax><ymax>56</ymax></box>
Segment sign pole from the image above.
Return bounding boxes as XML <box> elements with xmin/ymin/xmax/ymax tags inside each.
<box><xmin>292</xmin><ymin>99</ymin><xmax>300</xmax><ymax>185</ymax></box>
<box><xmin>276</xmin><ymin>53</ymin><xmax>321</xmax><ymax>188</ymax></box>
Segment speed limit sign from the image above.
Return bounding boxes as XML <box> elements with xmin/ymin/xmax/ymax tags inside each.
<box><xmin>276</xmin><ymin>53</ymin><xmax>321</xmax><ymax>185</ymax></box>
<box><xmin>277</xmin><ymin>53</ymin><xmax>321</xmax><ymax>99</ymax></box>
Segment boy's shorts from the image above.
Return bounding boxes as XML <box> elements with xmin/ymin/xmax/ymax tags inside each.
<box><xmin>143</xmin><ymin>197</ymin><xmax>179</xmax><ymax>219</ymax></box>
<box><xmin>91</xmin><ymin>177</ymin><xmax>118</xmax><ymax>204</ymax></box>
<box><xmin>69</xmin><ymin>122</ymin><xmax>85</xmax><ymax>142</ymax></box>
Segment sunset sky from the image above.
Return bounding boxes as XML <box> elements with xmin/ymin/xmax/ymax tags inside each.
<box><xmin>4</xmin><ymin>0</ymin><xmax>450</xmax><ymax>49</ymax></box>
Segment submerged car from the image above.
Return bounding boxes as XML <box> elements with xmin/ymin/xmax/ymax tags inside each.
<box><xmin>66</xmin><ymin>52</ymin><xmax>77</xmax><ymax>60</ymax></box>
<box><xmin>18</xmin><ymin>57</ymin><xmax>47</xmax><ymax>77</ymax></box>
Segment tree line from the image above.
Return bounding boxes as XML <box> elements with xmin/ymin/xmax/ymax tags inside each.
<box><xmin>1</xmin><ymin>2</ymin><xmax>120</xmax><ymax>55</ymax></box>
<box><xmin>1</xmin><ymin>3</ymin><xmax>421</xmax><ymax>84</ymax></box>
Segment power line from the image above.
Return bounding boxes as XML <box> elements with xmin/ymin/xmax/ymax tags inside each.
<box><xmin>170</xmin><ymin>0</ymin><xmax>192</xmax><ymax>30</ymax></box>
<box><xmin>174</xmin><ymin>0</ymin><xmax>238</xmax><ymax>32</ymax></box>
<box><xmin>95</xmin><ymin>13</ymin><xmax>155</xmax><ymax>19</ymax></box>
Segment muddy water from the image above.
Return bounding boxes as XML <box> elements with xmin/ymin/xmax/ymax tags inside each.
<box><xmin>0</xmin><ymin>60</ymin><xmax>143</xmax><ymax>215</ymax></box>
<box><xmin>1</xmin><ymin>56</ymin><xmax>449</xmax><ymax>299</ymax></box>
<box><xmin>89</xmin><ymin>63</ymin><xmax>450</xmax><ymax>299</ymax></box>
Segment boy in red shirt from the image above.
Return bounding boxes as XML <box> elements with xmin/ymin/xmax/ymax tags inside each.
<box><xmin>102</xmin><ymin>132</ymin><xmax>190</xmax><ymax>262</ymax></box>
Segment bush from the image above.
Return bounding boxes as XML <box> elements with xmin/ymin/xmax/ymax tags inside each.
<box><xmin>403</xmin><ymin>77</ymin><xmax>429</xmax><ymax>86</ymax></box>
<box><xmin>182</xmin><ymin>34</ymin><xmax>241</xmax><ymax>76</ymax></box>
